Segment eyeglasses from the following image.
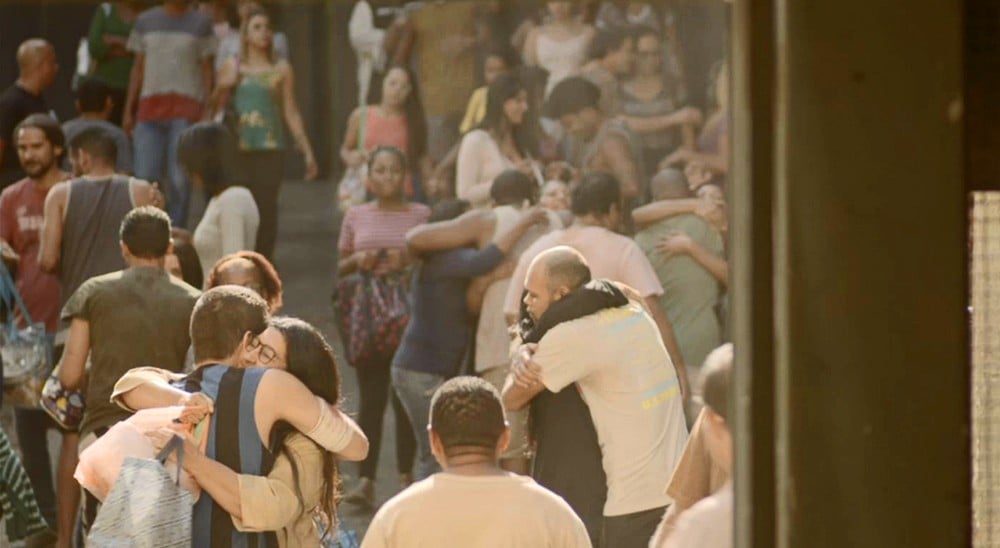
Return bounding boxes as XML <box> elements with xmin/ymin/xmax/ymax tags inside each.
<box><xmin>246</xmin><ymin>334</ymin><xmax>278</xmax><ymax>365</ymax></box>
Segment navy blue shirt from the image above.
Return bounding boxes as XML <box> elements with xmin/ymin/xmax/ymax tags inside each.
<box><xmin>392</xmin><ymin>244</ymin><xmax>504</xmax><ymax>376</ymax></box>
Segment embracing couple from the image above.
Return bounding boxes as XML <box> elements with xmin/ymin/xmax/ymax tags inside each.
<box><xmin>110</xmin><ymin>285</ymin><xmax>369</xmax><ymax>546</ymax></box>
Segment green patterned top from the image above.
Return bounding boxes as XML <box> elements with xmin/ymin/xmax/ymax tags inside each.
<box><xmin>233</xmin><ymin>67</ymin><xmax>285</xmax><ymax>150</ymax></box>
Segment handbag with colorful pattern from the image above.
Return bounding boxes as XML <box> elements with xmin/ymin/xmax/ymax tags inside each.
<box><xmin>334</xmin><ymin>269</ymin><xmax>410</xmax><ymax>367</ymax></box>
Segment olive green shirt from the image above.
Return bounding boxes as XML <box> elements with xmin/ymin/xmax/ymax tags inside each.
<box><xmin>635</xmin><ymin>214</ymin><xmax>724</xmax><ymax>369</ymax></box>
<box><xmin>62</xmin><ymin>267</ymin><xmax>200</xmax><ymax>437</ymax></box>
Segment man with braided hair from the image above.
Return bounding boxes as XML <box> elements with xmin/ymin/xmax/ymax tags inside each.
<box><xmin>362</xmin><ymin>376</ymin><xmax>591</xmax><ymax>548</ymax></box>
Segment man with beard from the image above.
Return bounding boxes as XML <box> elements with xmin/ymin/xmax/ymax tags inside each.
<box><xmin>0</xmin><ymin>113</ymin><xmax>76</xmax><ymax>545</ymax></box>
<box><xmin>503</xmin><ymin>246</ymin><xmax>689</xmax><ymax>548</ymax></box>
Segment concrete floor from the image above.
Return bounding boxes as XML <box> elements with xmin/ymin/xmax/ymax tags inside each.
<box><xmin>271</xmin><ymin>179</ymin><xmax>404</xmax><ymax>539</ymax></box>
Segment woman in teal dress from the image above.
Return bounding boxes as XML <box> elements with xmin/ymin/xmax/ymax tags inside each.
<box><xmin>213</xmin><ymin>6</ymin><xmax>317</xmax><ymax>260</ymax></box>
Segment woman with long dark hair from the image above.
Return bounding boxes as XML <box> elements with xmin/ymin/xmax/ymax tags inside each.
<box><xmin>340</xmin><ymin>65</ymin><xmax>431</xmax><ymax>201</ymax></box>
<box><xmin>455</xmin><ymin>74</ymin><xmax>541</xmax><ymax>209</ymax></box>
<box><xmin>256</xmin><ymin>317</ymin><xmax>341</xmax><ymax>545</ymax></box>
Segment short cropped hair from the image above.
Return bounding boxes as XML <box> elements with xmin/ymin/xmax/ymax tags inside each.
<box><xmin>700</xmin><ymin>343</ymin><xmax>734</xmax><ymax>422</ymax></box>
<box><xmin>544</xmin><ymin>76</ymin><xmax>601</xmax><ymax>118</ymax></box>
<box><xmin>428</xmin><ymin>198</ymin><xmax>471</xmax><ymax>223</ymax></box>
<box><xmin>177</xmin><ymin>122</ymin><xmax>237</xmax><ymax>197</ymax></box>
<box><xmin>430</xmin><ymin>376</ymin><xmax>506</xmax><ymax>452</ymax></box>
<box><xmin>537</xmin><ymin>246</ymin><xmax>592</xmax><ymax>292</ymax></box>
<box><xmin>69</xmin><ymin>126</ymin><xmax>117</xmax><ymax>164</ymax></box>
<box><xmin>571</xmin><ymin>172</ymin><xmax>621</xmax><ymax>217</ymax></box>
<box><xmin>76</xmin><ymin>77</ymin><xmax>111</xmax><ymax>113</ymax></box>
<box><xmin>15</xmin><ymin>113</ymin><xmax>64</xmax><ymax>151</ymax></box>
<box><xmin>120</xmin><ymin>206</ymin><xmax>171</xmax><ymax>259</ymax></box>
<box><xmin>490</xmin><ymin>169</ymin><xmax>537</xmax><ymax>206</ymax></box>
<box><xmin>650</xmin><ymin>168</ymin><xmax>691</xmax><ymax>201</ymax></box>
<box><xmin>190</xmin><ymin>286</ymin><xmax>269</xmax><ymax>363</ymax></box>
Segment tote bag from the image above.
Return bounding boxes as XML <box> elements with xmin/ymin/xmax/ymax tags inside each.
<box><xmin>0</xmin><ymin>257</ymin><xmax>50</xmax><ymax>407</ymax></box>
<box><xmin>87</xmin><ymin>434</ymin><xmax>193</xmax><ymax>547</ymax></box>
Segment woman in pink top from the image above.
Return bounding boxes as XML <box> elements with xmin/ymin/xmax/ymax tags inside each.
<box><xmin>340</xmin><ymin>66</ymin><xmax>430</xmax><ymax>201</ymax></box>
<box><xmin>337</xmin><ymin>145</ymin><xmax>429</xmax><ymax>507</ymax></box>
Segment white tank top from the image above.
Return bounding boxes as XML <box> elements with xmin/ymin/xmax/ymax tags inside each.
<box><xmin>536</xmin><ymin>32</ymin><xmax>590</xmax><ymax>97</ymax></box>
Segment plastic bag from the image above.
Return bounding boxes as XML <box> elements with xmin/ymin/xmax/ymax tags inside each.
<box><xmin>75</xmin><ymin>407</ymin><xmax>203</xmax><ymax>502</ymax></box>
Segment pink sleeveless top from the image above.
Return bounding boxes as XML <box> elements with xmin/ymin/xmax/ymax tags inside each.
<box><xmin>363</xmin><ymin>108</ymin><xmax>414</xmax><ymax>196</ymax></box>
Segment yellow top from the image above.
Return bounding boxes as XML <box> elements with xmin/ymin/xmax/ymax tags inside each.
<box><xmin>459</xmin><ymin>86</ymin><xmax>489</xmax><ymax>135</ymax></box>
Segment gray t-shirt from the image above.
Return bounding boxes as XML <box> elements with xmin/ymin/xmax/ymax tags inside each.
<box><xmin>127</xmin><ymin>6</ymin><xmax>216</xmax><ymax>103</ymax></box>
<box><xmin>61</xmin><ymin>118</ymin><xmax>132</xmax><ymax>174</ymax></box>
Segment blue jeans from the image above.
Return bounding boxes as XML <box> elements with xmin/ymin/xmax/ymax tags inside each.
<box><xmin>391</xmin><ymin>367</ymin><xmax>445</xmax><ymax>480</ymax></box>
<box><xmin>132</xmin><ymin>118</ymin><xmax>192</xmax><ymax>227</ymax></box>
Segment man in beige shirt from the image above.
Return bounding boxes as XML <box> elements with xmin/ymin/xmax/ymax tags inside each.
<box><xmin>362</xmin><ymin>376</ymin><xmax>591</xmax><ymax>548</ymax></box>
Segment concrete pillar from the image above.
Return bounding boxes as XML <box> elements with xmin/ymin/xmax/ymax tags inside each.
<box><xmin>732</xmin><ymin>0</ymin><xmax>969</xmax><ymax>546</ymax></box>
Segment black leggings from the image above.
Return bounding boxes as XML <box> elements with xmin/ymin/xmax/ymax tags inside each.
<box><xmin>239</xmin><ymin>150</ymin><xmax>285</xmax><ymax>260</ymax></box>
<box><xmin>354</xmin><ymin>358</ymin><xmax>416</xmax><ymax>479</ymax></box>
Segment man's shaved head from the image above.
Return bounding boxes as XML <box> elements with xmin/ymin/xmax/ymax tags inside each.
<box><xmin>17</xmin><ymin>39</ymin><xmax>53</xmax><ymax>72</ymax></box>
<box><xmin>650</xmin><ymin>168</ymin><xmax>692</xmax><ymax>201</ymax></box>
<box><xmin>536</xmin><ymin>246</ymin><xmax>591</xmax><ymax>292</ymax></box>
<box><xmin>16</xmin><ymin>39</ymin><xmax>57</xmax><ymax>90</ymax></box>
<box><xmin>523</xmin><ymin>246</ymin><xmax>592</xmax><ymax>321</ymax></box>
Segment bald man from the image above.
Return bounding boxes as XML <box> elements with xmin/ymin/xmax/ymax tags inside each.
<box><xmin>503</xmin><ymin>246</ymin><xmax>689</xmax><ymax>548</ymax></box>
<box><xmin>0</xmin><ymin>39</ymin><xmax>58</xmax><ymax>190</ymax></box>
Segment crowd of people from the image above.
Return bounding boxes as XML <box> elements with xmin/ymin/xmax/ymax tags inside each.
<box><xmin>0</xmin><ymin>0</ymin><xmax>732</xmax><ymax>547</ymax></box>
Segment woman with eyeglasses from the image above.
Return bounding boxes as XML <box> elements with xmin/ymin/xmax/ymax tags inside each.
<box><xmin>618</xmin><ymin>26</ymin><xmax>702</xmax><ymax>182</ymax></box>
<box><xmin>113</xmin><ymin>316</ymin><xmax>357</xmax><ymax>546</ymax></box>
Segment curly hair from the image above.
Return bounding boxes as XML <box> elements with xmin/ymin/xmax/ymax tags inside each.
<box><xmin>205</xmin><ymin>251</ymin><xmax>284</xmax><ymax>312</ymax></box>
<box><xmin>430</xmin><ymin>376</ymin><xmax>506</xmax><ymax>455</ymax></box>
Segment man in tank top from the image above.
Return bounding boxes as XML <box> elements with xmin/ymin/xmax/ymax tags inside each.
<box><xmin>39</xmin><ymin>127</ymin><xmax>160</xmax><ymax>323</ymax></box>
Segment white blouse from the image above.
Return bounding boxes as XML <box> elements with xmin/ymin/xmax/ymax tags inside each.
<box><xmin>455</xmin><ymin>129</ymin><xmax>516</xmax><ymax>209</ymax></box>
<box><xmin>193</xmin><ymin>186</ymin><xmax>260</xmax><ymax>281</ymax></box>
